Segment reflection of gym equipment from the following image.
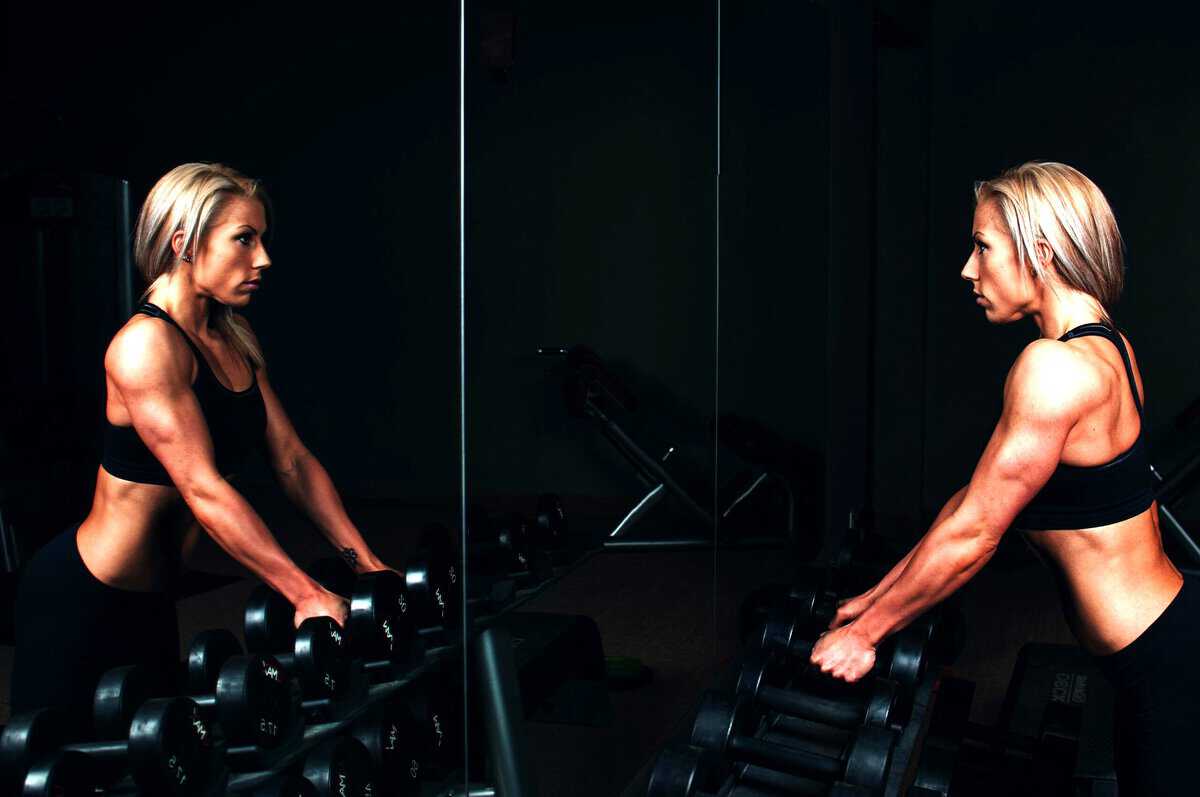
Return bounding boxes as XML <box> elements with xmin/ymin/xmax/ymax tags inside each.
<box><xmin>1150</xmin><ymin>458</ymin><xmax>1200</xmax><ymax>566</ymax></box>
<box><xmin>540</xmin><ymin>345</ymin><xmax>808</xmax><ymax>549</ymax></box>
<box><xmin>1147</xmin><ymin>394</ymin><xmax>1200</xmax><ymax>566</ymax></box>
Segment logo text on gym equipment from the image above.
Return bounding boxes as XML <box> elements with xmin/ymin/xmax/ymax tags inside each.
<box><xmin>1050</xmin><ymin>672</ymin><xmax>1088</xmax><ymax>705</ymax></box>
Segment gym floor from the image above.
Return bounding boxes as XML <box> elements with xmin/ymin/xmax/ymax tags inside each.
<box><xmin>0</xmin><ymin>493</ymin><xmax>1073</xmax><ymax>796</ymax></box>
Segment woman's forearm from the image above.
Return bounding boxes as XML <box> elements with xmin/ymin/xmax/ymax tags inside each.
<box><xmin>852</xmin><ymin>516</ymin><xmax>994</xmax><ymax>645</ymax></box>
<box><xmin>276</xmin><ymin>450</ymin><xmax>384</xmax><ymax>571</ymax></box>
<box><xmin>187</xmin><ymin>479</ymin><xmax>323</xmax><ymax>604</ymax></box>
<box><xmin>861</xmin><ymin>485</ymin><xmax>969</xmax><ymax>600</ymax></box>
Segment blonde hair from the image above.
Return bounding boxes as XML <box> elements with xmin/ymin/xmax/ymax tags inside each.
<box><xmin>974</xmin><ymin>161</ymin><xmax>1124</xmax><ymax>326</ymax></box>
<box><xmin>133</xmin><ymin>162</ymin><xmax>270</xmax><ymax>369</ymax></box>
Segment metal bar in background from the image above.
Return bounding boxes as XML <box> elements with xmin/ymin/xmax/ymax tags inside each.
<box><xmin>0</xmin><ymin>506</ymin><xmax>19</xmax><ymax>572</ymax></box>
<box><xmin>117</xmin><ymin>179</ymin><xmax>135</xmax><ymax>317</ymax></box>
<box><xmin>475</xmin><ymin>627</ymin><xmax>536</xmax><ymax>797</ymax></box>
<box><xmin>32</xmin><ymin>229</ymin><xmax>49</xmax><ymax>385</ymax></box>
<box><xmin>609</xmin><ymin>484</ymin><xmax>666</xmax><ymax>538</ymax></box>
<box><xmin>826</xmin><ymin>0</ymin><xmax>876</xmax><ymax>556</ymax></box>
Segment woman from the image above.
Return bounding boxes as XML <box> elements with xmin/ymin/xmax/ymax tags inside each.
<box><xmin>810</xmin><ymin>161</ymin><xmax>1197</xmax><ymax>794</ymax></box>
<box><xmin>11</xmin><ymin>162</ymin><xmax>394</xmax><ymax>732</ymax></box>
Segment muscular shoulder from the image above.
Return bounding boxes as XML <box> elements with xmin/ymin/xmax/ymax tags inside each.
<box><xmin>1003</xmin><ymin>339</ymin><xmax>1103</xmax><ymax>424</ymax></box>
<box><xmin>105</xmin><ymin>315</ymin><xmax>193</xmax><ymax>391</ymax></box>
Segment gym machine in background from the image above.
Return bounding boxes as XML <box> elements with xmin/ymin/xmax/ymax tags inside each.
<box><xmin>538</xmin><ymin>345</ymin><xmax>822</xmax><ymax>553</ymax></box>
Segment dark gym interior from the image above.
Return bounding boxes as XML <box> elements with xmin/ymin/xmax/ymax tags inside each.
<box><xmin>3</xmin><ymin>1</ymin><xmax>1200</xmax><ymax>795</ymax></box>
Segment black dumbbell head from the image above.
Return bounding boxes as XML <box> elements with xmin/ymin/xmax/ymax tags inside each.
<box><xmin>294</xmin><ymin>617</ymin><xmax>349</xmax><ymax>699</ymax></box>
<box><xmin>353</xmin><ymin>697</ymin><xmax>423</xmax><ymax>794</ymax></box>
<box><xmin>883</xmin><ymin>624</ymin><xmax>928</xmax><ymax>689</ymax></box>
<box><xmin>348</xmin><ymin>570</ymin><xmax>415</xmax><ymax>663</ymax></box>
<box><xmin>94</xmin><ymin>664</ymin><xmax>157</xmax><ymax>739</ymax></box>
<box><xmin>245</xmin><ymin>585</ymin><xmax>298</xmax><ymax>656</ymax></box>
<box><xmin>758</xmin><ymin>609</ymin><xmax>800</xmax><ymax>653</ymax></box>
<box><xmin>186</xmin><ymin>628</ymin><xmax>245</xmax><ymax>694</ymax></box>
<box><xmin>646</xmin><ymin>744</ymin><xmax>729</xmax><ymax>797</ymax></box>
<box><xmin>841</xmin><ymin>724</ymin><xmax>896</xmax><ymax>791</ymax></box>
<box><xmin>534</xmin><ymin>493</ymin><xmax>566</xmax><ymax>548</ymax></box>
<box><xmin>215</xmin><ymin>654</ymin><xmax>291</xmax><ymax>749</ymax></box>
<box><xmin>0</xmin><ymin>709</ymin><xmax>65</xmax><ymax>796</ymax></box>
<box><xmin>735</xmin><ymin>653</ymin><xmax>780</xmax><ymax>703</ymax></box>
<box><xmin>302</xmin><ymin>735</ymin><xmax>375</xmax><ymax>797</ymax></box>
<box><xmin>410</xmin><ymin>525</ymin><xmax>461</xmax><ymax>629</ymax></box>
<box><xmin>691</xmin><ymin>692</ymin><xmax>754</xmax><ymax>755</ymax></box>
<box><xmin>127</xmin><ymin>697</ymin><xmax>218</xmax><ymax>795</ymax></box>
<box><xmin>20</xmin><ymin>750</ymin><xmax>101</xmax><ymax>797</ymax></box>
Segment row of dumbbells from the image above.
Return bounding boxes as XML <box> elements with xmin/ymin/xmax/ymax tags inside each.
<box><xmin>0</xmin><ymin>500</ymin><xmax>569</xmax><ymax>797</ymax></box>
<box><xmin>0</xmin><ymin>544</ymin><xmax>465</xmax><ymax>797</ymax></box>
<box><xmin>464</xmin><ymin>494</ymin><xmax>566</xmax><ymax>598</ymax></box>
<box><xmin>650</xmin><ymin>577</ymin><xmax>962</xmax><ymax>796</ymax></box>
<box><xmin>0</xmin><ymin>620</ymin><xmax>457</xmax><ymax>796</ymax></box>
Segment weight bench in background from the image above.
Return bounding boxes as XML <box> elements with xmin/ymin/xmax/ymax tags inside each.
<box><xmin>540</xmin><ymin>345</ymin><xmax>797</xmax><ymax>551</ymax></box>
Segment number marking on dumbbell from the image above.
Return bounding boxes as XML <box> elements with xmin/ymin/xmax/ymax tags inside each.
<box><xmin>386</xmin><ymin>723</ymin><xmax>398</xmax><ymax>752</ymax></box>
<box><xmin>381</xmin><ymin>618</ymin><xmax>395</xmax><ymax>652</ymax></box>
<box><xmin>165</xmin><ymin>753</ymin><xmax>188</xmax><ymax>786</ymax></box>
<box><xmin>432</xmin><ymin>712</ymin><xmax>445</xmax><ymax>750</ymax></box>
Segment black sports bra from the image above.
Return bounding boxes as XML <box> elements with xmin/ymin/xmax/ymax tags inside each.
<box><xmin>1012</xmin><ymin>322</ymin><xmax>1154</xmax><ymax>531</ymax></box>
<box><xmin>100</xmin><ymin>303</ymin><xmax>267</xmax><ymax>486</ymax></box>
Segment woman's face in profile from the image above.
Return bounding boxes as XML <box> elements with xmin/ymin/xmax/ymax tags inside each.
<box><xmin>961</xmin><ymin>199</ymin><xmax>1033</xmax><ymax>323</ymax></box>
<box><xmin>192</xmin><ymin>195</ymin><xmax>271</xmax><ymax>307</ymax></box>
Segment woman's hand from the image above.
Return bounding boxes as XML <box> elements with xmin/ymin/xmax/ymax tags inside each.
<box><xmin>293</xmin><ymin>587</ymin><xmax>350</xmax><ymax>629</ymax></box>
<box><xmin>829</xmin><ymin>590</ymin><xmax>876</xmax><ymax>630</ymax></box>
<box><xmin>809</xmin><ymin>625</ymin><xmax>877</xmax><ymax>683</ymax></box>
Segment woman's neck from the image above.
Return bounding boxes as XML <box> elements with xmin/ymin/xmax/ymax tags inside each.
<box><xmin>147</xmin><ymin>276</ymin><xmax>213</xmax><ymax>338</ymax></box>
<box><xmin>1031</xmin><ymin>287</ymin><xmax>1108</xmax><ymax>340</ymax></box>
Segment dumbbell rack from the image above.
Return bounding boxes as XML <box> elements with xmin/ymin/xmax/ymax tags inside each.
<box><xmin>223</xmin><ymin>651</ymin><xmax>456</xmax><ymax>792</ymax></box>
<box><xmin>215</xmin><ymin>538</ymin><xmax>605</xmax><ymax>795</ymax></box>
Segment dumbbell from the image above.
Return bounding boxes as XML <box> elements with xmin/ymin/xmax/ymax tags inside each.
<box><xmin>181</xmin><ymin>630</ymin><xmax>295</xmax><ymax>752</ymax></box>
<box><xmin>465</xmin><ymin>508</ymin><xmax>533</xmax><ymax>569</ymax></box>
<box><xmin>248</xmin><ymin>735</ymin><xmax>377</xmax><ymax>797</ymax></box>
<box><xmin>345</xmin><ymin>692</ymin><xmax>451</xmax><ymax>796</ymax></box>
<box><xmin>299</xmin><ymin>735</ymin><xmax>376</xmax><ymax>797</ymax></box>
<box><xmin>460</xmin><ymin>514</ymin><xmax>554</xmax><ymax>603</ymax></box>
<box><xmin>304</xmin><ymin>560</ymin><xmax>422</xmax><ymax>679</ymax></box>
<box><xmin>691</xmin><ymin>691</ymin><xmax>895</xmax><ymax>792</ymax></box>
<box><xmin>647</xmin><ymin>744</ymin><xmax>872</xmax><ymax>797</ymax></box>
<box><xmin>736</xmin><ymin>654</ymin><xmax>902</xmax><ymax>735</ymax></box>
<box><xmin>738</xmin><ymin>576</ymin><xmax>839</xmax><ymax>647</ymax></box>
<box><xmin>244</xmin><ymin>587</ymin><xmax>353</xmax><ymax>713</ymax></box>
<box><xmin>0</xmin><ymin>699</ymin><xmax>219</xmax><ymax>796</ymax></box>
<box><xmin>533</xmin><ymin>493</ymin><xmax>567</xmax><ymax>550</ymax></box>
<box><xmin>9</xmin><ymin>749</ymin><xmax>101</xmax><ymax>797</ymax></box>
<box><xmin>409</xmin><ymin>525</ymin><xmax>463</xmax><ymax>635</ymax></box>
<box><xmin>753</xmin><ymin>610</ymin><xmax>931</xmax><ymax>692</ymax></box>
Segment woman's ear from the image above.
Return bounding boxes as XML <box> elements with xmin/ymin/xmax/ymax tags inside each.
<box><xmin>170</xmin><ymin>229</ymin><xmax>194</xmax><ymax>262</ymax></box>
<box><xmin>1033</xmin><ymin>239</ymin><xmax>1055</xmax><ymax>275</ymax></box>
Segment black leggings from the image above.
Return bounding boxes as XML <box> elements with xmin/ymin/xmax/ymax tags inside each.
<box><xmin>9</xmin><ymin>525</ymin><xmax>179</xmax><ymax>736</ymax></box>
<box><xmin>1094</xmin><ymin>573</ymin><xmax>1200</xmax><ymax>796</ymax></box>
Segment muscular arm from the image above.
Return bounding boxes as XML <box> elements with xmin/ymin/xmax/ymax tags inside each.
<box><xmin>108</xmin><ymin>322</ymin><xmax>324</xmax><ymax>605</ymax></box>
<box><xmin>875</xmin><ymin>487</ymin><xmax>967</xmax><ymax>596</ymax></box>
<box><xmin>829</xmin><ymin>486</ymin><xmax>966</xmax><ymax>628</ymax></box>
<box><xmin>850</xmin><ymin>341</ymin><xmax>1091</xmax><ymax>645</ymax></box>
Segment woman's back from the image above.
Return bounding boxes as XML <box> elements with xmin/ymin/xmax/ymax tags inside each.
<box><xmin>1020</xmin><ymin>328</ymin><xmax>1181</xmax><ymax>654</ymax></box>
